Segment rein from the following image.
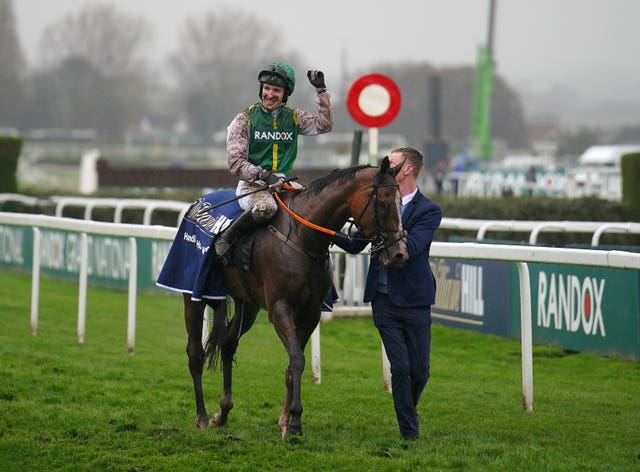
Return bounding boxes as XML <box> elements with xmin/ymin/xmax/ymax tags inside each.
<box><xmin>273</xmin><ymin>192</ymin><xmax>339</xmax><ymax>237</ymax></box>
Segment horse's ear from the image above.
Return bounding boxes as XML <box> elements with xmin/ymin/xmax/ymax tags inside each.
<box><xmin>380</xmin><ymin>155</ymin><xmax>391</xmax><ymax>174</ymax></box>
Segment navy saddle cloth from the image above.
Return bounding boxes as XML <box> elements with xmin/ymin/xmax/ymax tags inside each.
<box><xmin>156</xmin><ymin>189</ymin><xmax>338</xmax><ymax>309</ymax></box>
<box><xmin>156</xmin><ymin>189</ymin><xmax>240</xmax><ymax>301</ymax></box>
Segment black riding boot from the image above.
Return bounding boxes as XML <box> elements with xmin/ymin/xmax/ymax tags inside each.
<box><xmin>214</xmin><ymin>210</ymin><xmax>261</xmax><ymax>264</ymax></box>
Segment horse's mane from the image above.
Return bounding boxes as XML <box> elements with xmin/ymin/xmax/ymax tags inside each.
<box><xmin>305</xmin><ymin>165</ymin><xmax>374</xmax><ymax>197</ymax></box>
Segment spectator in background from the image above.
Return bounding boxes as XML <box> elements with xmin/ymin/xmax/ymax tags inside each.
<box><xmin>434</xmin><ymin>159</ymin><xmax>447</xmax><ymax>194</ymax></box>
<box><xmin>526</xmin><ymin>165</ymin><xmax>537</xmax><ymax>196</ymax></box>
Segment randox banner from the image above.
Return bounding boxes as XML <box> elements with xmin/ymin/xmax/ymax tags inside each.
<box><xmin>512</xmin><ymin>263</ymin><xmax>640</xmax><ymax>360</ymax></box>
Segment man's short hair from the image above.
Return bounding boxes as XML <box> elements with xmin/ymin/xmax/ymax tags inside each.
<box><xmin>392</xmin><ymin>147</ymin><xmax>423</xmax><ymax>176</ymax></box>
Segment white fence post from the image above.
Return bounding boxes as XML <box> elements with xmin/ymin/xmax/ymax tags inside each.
<box><xmin>311</xmin><ymin>324</ymin><xmax>321</xmax><ymax>384</ymax></box>
<box><xmin>77</xmin><ymin>233</ymin><xmax>88</xmax><ymax>343</ymax></box>
<box><xmin>202</xmin><ymin>306</ymin><xmax>212</xmax><ymax>349</ymax></box>
<box><xmin>30</xmin><ymin>227</ymin><xmax>40</xmax><ymax>335</ymax></box>
<box><xmin>517</xmin><ymin>262</ymin><xmax>534</xmax><ymax>411</ymax></box>
<box><xmin>382</xmin><ymin>342</ymin><xmax>392</xmax><ymax>392</ymax></box>
<box><xmin>126</xmin><ymin>237</ymin><xmax>137</xmax><ymax>354</ymax></box>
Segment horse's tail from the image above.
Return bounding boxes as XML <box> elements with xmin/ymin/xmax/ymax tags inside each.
<box><xmin>204</xmin><ymin>299</ymin><xmax>228</xmax><ymax>371</ymax></box>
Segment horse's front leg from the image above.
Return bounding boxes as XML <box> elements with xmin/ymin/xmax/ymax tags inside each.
<box><xmin>279</xmin><ymin>307</ymin><xmax>323</xmax><ymax>438</ymax></box>
<box><xmin>278</xmin><ymin>366</ymin><xmax>294</xmax><ymax>435</ymax></box>
<box><xmin>279</xmin><ymin>345</ymin><xmax>305</xmax><ymax>438</ymax></box>
<box><xmin>183</xmin><ymin>294</ymin><xmax>209</xmax><ymax>429</ymax></box>
<box><xmin>272</xmin><ymin>302</ymin><xmax>306</xmax><ymax>438</ymax></box>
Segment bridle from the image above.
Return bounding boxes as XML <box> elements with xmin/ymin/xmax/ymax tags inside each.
<box><xmin>350</xmin><ymin>180</ymin><xmax>406</xmax><ymax>254</ymax></box>
<box><xmin>273</xmin><ymin>177</ymin><xmax>405</xmax><ymax>254</ymax></box>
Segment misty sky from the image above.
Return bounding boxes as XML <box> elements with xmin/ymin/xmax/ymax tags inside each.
<box><xmin>13</xmin><ymin>0</ymin><xmax>640</xmax><ymax>112</ymax></box>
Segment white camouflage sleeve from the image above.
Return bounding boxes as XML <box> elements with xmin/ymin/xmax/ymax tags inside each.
<box><xmin>226</xmin><ymin>113</ymin><xmax>269</xmax><ymax>182</ymax></box>
<box><xmin>297</xmin><ymin>91</ymin><xmax>333</xmax><ymax>136</ymax></box>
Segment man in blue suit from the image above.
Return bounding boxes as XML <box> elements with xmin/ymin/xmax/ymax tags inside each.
<box><xmin>335</xmin><ymin>147</ymin><xmax>442</xmax><ymax>440</ymax></box>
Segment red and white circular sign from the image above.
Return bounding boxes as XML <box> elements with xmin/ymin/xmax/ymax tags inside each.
<box><xmin>346</xmin><ymin>74</ymin><xmax>402</xmax><ymax>128</ymax></box>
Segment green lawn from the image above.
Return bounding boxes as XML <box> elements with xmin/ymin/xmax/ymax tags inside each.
<box><xmin>1</xmin><ymin>271</ymin><xmax>639</xmax><ymax>471</ymax></box>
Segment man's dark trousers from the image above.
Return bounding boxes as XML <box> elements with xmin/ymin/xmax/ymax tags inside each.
<box><xmin>372</xmin><ymin>292</ymin><xmax>432</xmax><ymax>439</ymax></box>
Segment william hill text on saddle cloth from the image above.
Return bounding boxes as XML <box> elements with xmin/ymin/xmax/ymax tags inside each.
<box><xmin>156</xmin><ymin>190</ymin><xmax>241</xmax><ymax>301</ymax></box>
<box><xmin>182</xmin><ymin>195</ymin><xmax>236</xmax><ymax>253</ymax></box>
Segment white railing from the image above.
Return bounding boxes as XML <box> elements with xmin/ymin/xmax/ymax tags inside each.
<box><xmin>453</xmin><ymin>219</ymin><xmax>640</xmax><ymax>245</ymax></box>
<box><xmin>0</xmin><ymin>193</ymin><xmax>42</xmax><ymax>207</ymax></box>
<box><xmin>0</xmin><ymin>193</ymin><xmax>190</xmax><ymax>226</ymax></box>
<box><xmin>50</xmin><ymin>196</ymin><xmax>190</xmax><ymax>226</ymax></box>
<box><xmin>5</xmin><ymin>193</ymin><xmax>640</xmax><ymax>246</ymax></box>
<box><xmin>2</xmin><ymin>210</ymin><xmax>640</xmax><ymax>411</ymax></box>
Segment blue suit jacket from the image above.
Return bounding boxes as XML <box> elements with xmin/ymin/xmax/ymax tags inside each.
<box><xmin>336</xmin><ymin>189</ymin><xmax>442</xmax><ymax>307</ymax></box>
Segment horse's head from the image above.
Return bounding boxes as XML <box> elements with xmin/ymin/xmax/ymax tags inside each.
<box><xmin>354</xmin><ymin>156</ymin><xmax>408</xmax><ymax>267</ymax></box>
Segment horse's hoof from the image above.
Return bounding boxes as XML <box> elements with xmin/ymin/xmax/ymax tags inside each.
<box><xmin>195</xmin><ymin>415</ymin><xmax>209</xmax><ymax>429</ymax></box>
<box><xmin>282</xmin><ymin>428</ymin><xmax>303</xmax><ymax>441</ymax></box>
<box><xmin>210</xmin><ymin>412</ymin><xmax>227</xmax><ymax>428</ymax></box>
<box><xmin>281</xmin><ymin>422</ymin><xmax>303</xmax><ymax>439</ymax></box>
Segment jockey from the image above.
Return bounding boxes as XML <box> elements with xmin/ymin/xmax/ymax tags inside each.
<box><xmin>215</xmin><ymin>61</ymin><xmax>333</xmax><ymax>262</ymax></box>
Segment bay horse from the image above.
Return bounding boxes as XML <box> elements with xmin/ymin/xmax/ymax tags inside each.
<box><xmin>182</xmin><ymin>156</ymin><xmax>407</xmax><ymax>438</ymax></box>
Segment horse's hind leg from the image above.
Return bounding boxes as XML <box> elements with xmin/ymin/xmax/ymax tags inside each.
<box><xmin>210</xmin><ymin>300</ymin><xmax>259</xmax><ymax>428</ymax></box>
<box><xmin>208</xmin><ymin>297</ymin><xmax>234</xmax><ymax>427</ymax></box>
<box><xmin>183</xmin><ymin>294</ymin><xmax>209</xmax><ymax>429</ymax></box>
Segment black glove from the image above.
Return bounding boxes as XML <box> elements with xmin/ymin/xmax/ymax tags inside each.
<box><xmin>307</xmin><ymin>70</ymin><xmax>326</xmax><ymax>91</ymax></box>
<box><xmin>264</xmin><ymin>173</ymin><xmax>281</xmax><ymax>185</ymax></box>
<box><xmin>264</xmin><ymin>172</ymin><xmax>284</xmax><ymax>191</ymax></box>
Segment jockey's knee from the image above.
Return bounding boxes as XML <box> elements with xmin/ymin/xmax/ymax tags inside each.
<box><xmin>251</xmin><ymin>200</ymin><xmax>277</xmax><ymax>223</ymax></box>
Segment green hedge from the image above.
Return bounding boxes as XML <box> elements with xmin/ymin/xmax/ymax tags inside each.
<box><xmin>0</xmin><ymin>136</ymin><xmax>23</xmax><ymax>192</ymax></box>
<box><xmin>621</xmin><ymin>152</ymin><xmax>640</xmax><ymax>209</ymax></box>
<box><xmin>437</xmin><ymin>195</ymin><xmax>640</xmax><ymax>247</ymax></box>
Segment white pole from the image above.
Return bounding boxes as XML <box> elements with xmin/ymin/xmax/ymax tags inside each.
<box><xmin>202</xmin><ymin>306</ymin><xmax>211</xmax><ymax>349</ymax></box>
<box><xmin>126</xmin><ymin>237</ymin><xmax>137</xmax><ymax>354</ymax></box>
<box><xmin>30</xmin><ymin>227</ymin><xmax>41</xmax><ymax>335</ymax></box>
<box><xmin>517</xmin><ymin>262</ymin><xmax>534</xmax><ymax>411</ymax></box>
<box><xmin>382</xmin><ymin>341</ymin><xmax>392</xmax><ymax>392</ymax></box>
<box><xmin>77</xmin><ymin>233</ymin><xmax>88</xmax><ymax>343</ymax></box>
<box><xmin>311</xmin><ymin>324</ymin><xmax>321</xmax><ymax>384</ymax></box>
<box><xmin>78</xmin><ymin>148</ymin><xmax>100</xmax><ymax>194</ymax></box>
<box><xmin>369</xmin><ymin>127</ymin><xmax>379</xmax><ymax>165</ymax></box>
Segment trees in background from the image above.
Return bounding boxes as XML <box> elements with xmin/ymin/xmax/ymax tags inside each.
<box><xmin>25</xmin><ymin>4</ymin><xmax>153</xmax><ymax>140</ymax></box>
<box><xmin>0</xmin><ymin>0</ymin><xmax>27</xmax><ymax>129</ymax></box>
<box><xmin>2</xmin><ymin>0</ymin><xmax>529</xmax><ymax>154</ymax></box>
<box><xmin>168</xmin><ymin>7</ymin><xmax>299</xmax><ymax>139</ymax></box>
